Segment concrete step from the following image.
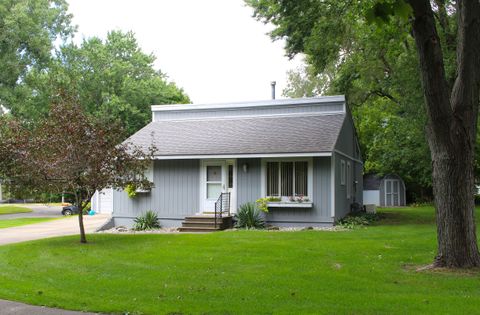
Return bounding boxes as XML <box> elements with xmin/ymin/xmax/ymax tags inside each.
<box><xmin>180</xmin><ymin>215</ymin><xmax>234</xmax><ymax>232</ymax></box>
<box><xmin>178</xmin><ymin>226</ymin><xmax>221</xmax><ymax>232</ymax></box>
<box><xmin>182</xmin><ymin>221</ymin><xmax>224</xmax><ymax>227</ymax></box>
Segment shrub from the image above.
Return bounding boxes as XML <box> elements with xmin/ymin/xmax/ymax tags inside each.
<box><xmin>337</xmin><ymin>212</ymin><xmax>380</xmax><ymax>229</ymax></box>
<box><xmin>133</xmin><ymin>210</ymin><xmax>161</xmax><ymax>230</ymax></box>
<box><xmin>235</xmin><ymin>202</ymin><xmax>265</xmax><ymax>229</ymax></box>
<box><xmin>125</xmin><ymin>184</ymin><xmax>137</xmax><ymax>198</ymax></box>
<box><xmin>255</xmin><ymin>196</ymin><xmax>282</xmax><ymax>213</ymax></box>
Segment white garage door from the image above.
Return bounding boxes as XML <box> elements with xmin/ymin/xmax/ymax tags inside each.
<box><xmin>92</xmin><ymin>189</ymin><xmax>113</xmax><ymax>214</ymax></box>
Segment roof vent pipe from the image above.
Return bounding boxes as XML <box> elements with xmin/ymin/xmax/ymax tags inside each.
<box><xmin>271</xmin><ymin>81</ymin><xmax>276</xmax><ymax>99</ymax></box>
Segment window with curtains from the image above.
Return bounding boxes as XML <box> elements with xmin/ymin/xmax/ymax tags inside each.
<box><xmin>266</xmin><ymin>161</ymin><xmax>309</xmax><ymax>197</ymax></box>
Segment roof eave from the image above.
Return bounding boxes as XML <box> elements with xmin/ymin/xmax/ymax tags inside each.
<box><xmin>151</xmin><ymin>152</ymin><xmax>333</xmax><ymax>160</ymax></box>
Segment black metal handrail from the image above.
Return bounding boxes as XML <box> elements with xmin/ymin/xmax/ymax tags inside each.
<box><xmin>214</xmin><ymin>192</ymin><xmax>231</xmax><ymax>228</ymax></box>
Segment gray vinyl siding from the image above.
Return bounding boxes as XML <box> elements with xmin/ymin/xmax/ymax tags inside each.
<box><xmin>236</xmin><ymin>157</ymin><xmax>333</xmax><ymax>226</ymax></box>
<box><xmin>333</xmin><ymin>112</ymin><xmax>363</xmax><ymax>221</ymax></box>
<box><xmin>153</xmin><ymin>101</ymin><xmax>344</xmax><ymax>122</ymax></box>
<box><xmin>236</xmin><ymin>158</ymin><xmax>262</xmax><ymax>208</ymax></box>
<box><xmin>335</xmin><ymin>114</ymin><xmax>361</xmax><ymax>159</ymax></box>
<box><xmin>112</xmin><ymin>159</ymin><xmax>200</xmax><ymax>226</ymax></box>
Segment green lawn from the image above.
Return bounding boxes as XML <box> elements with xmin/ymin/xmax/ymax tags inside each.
<box><xmin>0</xmin><ymin>205</ymin><xmax>33</xmax><ymax>215</ymax></box>
<box><xmin>0</xmin><ymin>206</ymin><xmax>479</xmax><ymax>314</ymax></box>
<box><xmin>0</xmin><ymin>217</ymin><xmax>59</xmax><ymax>229</ymax></box>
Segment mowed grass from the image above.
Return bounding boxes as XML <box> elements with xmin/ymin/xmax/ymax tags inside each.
<box><xmin>0</xmin><ymin>205</ymin><xmax>32</xmax><ymax>215</ymax></box>
<box><xmin>0</xmin><ymin>217</ymin><xmax>59</xmax><ymax>229</ymax></box>
<box><xmin>0</xmin><ymin>206</ymin><xmax>479</xmax><ymax>314</ymax></box>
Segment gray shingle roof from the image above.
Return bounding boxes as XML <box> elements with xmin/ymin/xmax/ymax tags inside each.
<box><xmin>126</xmin><ymin>114</ymin><xmax>345</xmax><ymax>157</ymax></box>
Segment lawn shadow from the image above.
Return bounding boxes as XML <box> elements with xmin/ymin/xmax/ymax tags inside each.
<box><xmin>375</xmin><ymin>207</ymin><xmax>436</xmax><ymax>226</ymax></box>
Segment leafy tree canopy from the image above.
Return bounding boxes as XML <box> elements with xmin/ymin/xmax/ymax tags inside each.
<box><xmin>9</xmin><ymin>31</ymin><xmax>190</xmax><ymax>136</ymax></box>
<box><xmin>0</xmin><ymin>0</ymin><xmax>74</xmax><ymax>107</ymax></box>
<box><xmin>250</xmin><ymin>0</ymin><xmax>458</xmax><ymax>200</ymax></box>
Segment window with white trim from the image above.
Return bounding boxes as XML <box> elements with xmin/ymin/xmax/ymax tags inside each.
<box><xmin>347</xmin><ymin>161</ymin><xmax>351</xmax><ymax>199</ymax></box>
<box><xmin>266</xmin><ymin>161</ymin><xmax>309</xmax><ymax>197</ymax></box>
<box><xmin>340</xmin><ymin>160</ymin><xmax>346</xmax><ymax>185</ymax></box>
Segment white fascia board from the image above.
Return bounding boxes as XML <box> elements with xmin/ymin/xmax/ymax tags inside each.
<box><xmin>153</xmin><ymin>152</ymin><xmax>332</xmax><ymax>160</ymax></box>
<box><xmin>151</xmin><ymin>95</ymin><xmax>345</xmax><ymax>112</ymax></box>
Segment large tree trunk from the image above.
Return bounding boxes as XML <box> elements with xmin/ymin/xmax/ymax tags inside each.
<box><xmin>429</xmin><ymin>129</ymin><xmax>480</xmax><ymax>267</ymax></box>
<box><xmin>408</xmin><ymin>0</ymin><xmax>480</xmax><ymax>268</ymax></box>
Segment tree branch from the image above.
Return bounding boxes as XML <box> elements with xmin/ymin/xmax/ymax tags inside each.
<box><xmin>408</xmin><ymin>0</ymin><xmax>452</xmax><ymax>140</ymax></box>
<box><xmin>450</xmin><ymin>0</ymin><xmax>480</xmax><ymax>134</ymax></box>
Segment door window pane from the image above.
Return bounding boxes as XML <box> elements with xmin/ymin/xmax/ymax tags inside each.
<box><xmin>207</xmin><ymin>166</ymin><xmax>221</xmax><ymax>182</ymax></box>
<box><xmin>207</xmin><ymin>183</ymin><xmax>222</xmax><ymax>199</ymax></box>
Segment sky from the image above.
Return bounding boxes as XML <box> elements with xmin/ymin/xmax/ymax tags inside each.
<box><xmin>67</xmin><ymin>0</ymin><xmax>303</xmax><ymax>104</ymax></box>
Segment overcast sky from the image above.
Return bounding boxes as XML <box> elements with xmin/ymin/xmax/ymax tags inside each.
<box><xmin>67</xmin><ymin>0</ymin><xmax>303</xmax><ymax>104</ymax></box>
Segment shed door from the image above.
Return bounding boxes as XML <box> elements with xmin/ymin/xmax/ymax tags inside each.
<box><xmin>385</xmin><ymin>180</ymin><xmax>400</xmax><ymax>206</ymax></box>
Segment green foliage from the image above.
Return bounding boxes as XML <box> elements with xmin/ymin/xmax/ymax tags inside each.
<box><xmin>125</xmin><ymin>184</ymin><xmax>137</xmax><ymax>199</ymax></box>
<box><xmin>235</xmin><ymin>203</ymin><xmax>265</xmax><ymax>229</ymax></box>
<box><xmin>9</xmin><ymin>31</ymin><xmax>190</xmax><ymax>136</ymax></box>
<box><xmin>133</xmin><ymin>210</ymin><xmax>161</xmax><ymax>231</ymax></box>
<box><xmin>249</xmin><ymin>0</ymin><xmax>461</xmax><ymax>200</ymax></box>
<box><xmin>337</xmin><ymin>212</ymin><xmax>380</xmax><ymax>229</ymax></box>
<box><xmin>0</xmin><ymin>0</ymin><xmax>74</xmax><ymax>108</ymax></box>
<box><xmin>255</xmin><ymin>197</ymin><xmax>281</xmax><ymax>213</ymax></box>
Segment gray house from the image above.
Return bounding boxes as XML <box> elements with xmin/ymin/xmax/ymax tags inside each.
<box><xmin>107</xmin><ymin>95</ymin><xmax>363</xmax><ymax>230</ymax></box>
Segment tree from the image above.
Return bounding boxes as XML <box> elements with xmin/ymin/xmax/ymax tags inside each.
<box><xmin>0</xmin><ymin>0</ymin><xmax>74</xmax><ymax>108</ymax></box>
<box><xmin>248</xmin><ymin>0</ymin><xmax>480</xmax><ymax>268</ymax></box>
<box><xmin>9</xmin><ymin>31</ymin><xmax>190</xmax><ymax>136</ymax></box>
<box><xmin>0</xmin><ymin>91</ymin><xmax>154</xmax><ymax>243</ymax></box>
<box><xmin>407</xmin><ymin>0</ymin><xmax>480</xmax><ymax>268</ymax></box>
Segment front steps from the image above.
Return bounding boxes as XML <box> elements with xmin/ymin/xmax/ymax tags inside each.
<box><xmin>179</xmin><ymin>215</ymin><xmax>233</xmax><ymax>232</ymax></box>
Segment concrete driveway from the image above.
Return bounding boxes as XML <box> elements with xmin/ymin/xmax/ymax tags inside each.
<box><xmin>0</xmin><ymin>214</ymin><xmax>110</xmax><ymax>245</ymax></box>
<box><xmin>0</xmin><ymin>299</ymin><xmax>99</xmax><ymax>315</ymax></box>
<box><xmin>0</xmin><ymin>204</ymin><xmax>62</xmax><ymax>220</ymax></box>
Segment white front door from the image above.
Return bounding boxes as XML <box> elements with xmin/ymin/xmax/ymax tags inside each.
<box><xmin>202</xmin><ymin>161</ymin><xmax>226</xmax><ymax>212</ymax></box>
<box><xmin>201</xmin><ymin>160</ymin><xmax>236</xmax><ymax>213</ymax></box>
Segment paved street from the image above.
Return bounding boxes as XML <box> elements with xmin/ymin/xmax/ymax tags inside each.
<box><xmin>0</xmin><ymin>204</ymin><xmax>63</xmax><ymax>219</ymax></box>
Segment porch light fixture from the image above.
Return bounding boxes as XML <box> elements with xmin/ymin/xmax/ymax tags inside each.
<box><xmin>242</xmin><ymin>163</ymin><xmax>249</xmax><ymax>173</ymax></box>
